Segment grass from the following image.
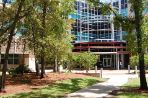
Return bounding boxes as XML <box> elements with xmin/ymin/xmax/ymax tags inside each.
<box><xmin>1</xmin><ymin>77</ymin><xmax>104</xmax><ymax>98</ymax></box>
<box><xmin>115</xmin><ymin>78</ymin><xmax>148</xmax><ymax>98</ymax></box>
<box><xmin>123</xmin><ymin>78</ymin><xmax>148</xmax><ymax>87</ymax></box>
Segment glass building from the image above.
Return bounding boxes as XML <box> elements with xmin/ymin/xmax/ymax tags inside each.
<box><xmin>70</xmin><ymin>0</ymin><xmax>130</xmax><ymax>69</ymax></box>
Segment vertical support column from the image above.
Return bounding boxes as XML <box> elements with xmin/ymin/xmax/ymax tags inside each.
<box><xmin>135</xmin><ymin>66</ymin><xmax>138</xmax><ymax>74</ymax></box>
<box><xmin>119</xmin><ymin>0</ymin><xmax>121</xmax><ymax>14</ymax></box>
<box><xmin>121</xmin><ymin>54</ymin><xmax>124</xmax><ymax>68</ymax></box>
<box><xmin>128</xmin><ymin>65</ymin><xmax>130</xmax><ymax>74</ymax></box>
<box><xmin>95</xmin><ymin>66</ymin><xmax>97</xmax><ymax>73</ymax></box>
<box><xmin>111</xmin><ymin>0</ymin><xmax>114</xmax><ymax>41</ymax></box>
<box><xmin>119</xmin><ymin>27</ymin><xmax>122</xmax><ymax>41</ymax></box>
<box><xmin>111</xmin><ymin>54</ymin><xmax>114</xmax><ymax>69</ymax></box>
<box><xmin>114</xmin><ymin>54</ymin><xmax>116</xmax><ymax>69</ymax></box>
<box><xmin>100</xmin><ymin>68</ymin><xmax>103</xmax><ymax>78</ymax></box>
<box><xmin>88</xmin><ymin>48</ymin><xmax>90</xmax><ymax>52</ymax></box>
<box><xmin>118</xmin><ymin>0</ymin><xmax>123</xmax><ymax>41</ymax></box>
<box><xmin>111</xmin><ymin>17</ymin><xmax>114</xmax><ymax>41</ymax></box>
<box><xmin>116</xmin><ymin>54</ymin><xmax>119</xmax><ymax>70</ymax></box>
<box><xmin>86</xmin><ymin>0</ymin><xmax>89</xmax><ymax>42</ymax></box>
<box><xmin>79</xmin><ymin>2</ymin><xmax>82</xmax><ymax>42</ymax></box>
<box><xmin>96</xmin><ymin>7</ymin><xmax>98</xmax><ymax>42</ymax></box>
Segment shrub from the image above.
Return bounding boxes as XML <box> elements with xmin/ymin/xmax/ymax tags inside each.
<box><xmin>68</xmin><ymin>52</ymin><xmax>98</xmax><ymax>72</ymax></box>
<box><xmin>78</xmin><ymin>52</ymin><xmax>98</xmax><ymax>71</ymax></box>
<box><xmin>9</xmin><ymin>65</ymin><xmax>31</xmax><ymax>76</ymax></box>
<box><xmin>130</xmin><ymin>54</ymin><xmax>148</xmax><ymax>67</ymax></box>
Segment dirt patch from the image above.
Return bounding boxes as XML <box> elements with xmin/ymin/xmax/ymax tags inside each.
<box><xmin>0</xmin><ymin>72</ymin><xmax>95</xmax><ymax>96</ymax></box>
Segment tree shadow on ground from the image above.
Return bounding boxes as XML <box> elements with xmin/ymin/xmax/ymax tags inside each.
<box><xmin>66</xmin><ymin>84</ymin><xmax>118</xmax><ymax>98</ymax></box>
<box><xmin>109</xmin><ymin>89</ymin><xmax>148</xmax><ymax>98</ymax></box>
<box><xmin>109</xmin><ymin>86</ymin><xmax>148</xmax><ymax>98</ymax></box>
<box><xmin>7</xmin><ymin>78</ymin><xmax>99</xmax><ymax>98</ymax></box>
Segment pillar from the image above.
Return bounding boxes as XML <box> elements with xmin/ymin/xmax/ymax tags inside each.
<box><xmin>116</xmin><ymin>54</ymin><xmax>119</xmax><ymax>70</ymax></box>
<box><xmin>121</xmin><ymin>54</ymin><xmax>124</xmax><ymax>68</ymax></box>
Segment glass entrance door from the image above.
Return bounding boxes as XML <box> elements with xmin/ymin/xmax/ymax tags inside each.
<box><xmin>103</xmin><ymin>58</ymin><xmax>111</xmax><ymax>67</ymax></box>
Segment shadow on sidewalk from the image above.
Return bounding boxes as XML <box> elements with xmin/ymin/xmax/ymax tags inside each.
<box><xmin>66</xmin><ymin>84</ymin><xmax>118</xmax><ymax>98</ymax></box>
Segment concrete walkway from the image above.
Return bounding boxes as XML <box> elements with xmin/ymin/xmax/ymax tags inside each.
<box><xmin>65</xmin><ymin>70</ymin><xmax>138</xmax><ymax>98</ymax></box>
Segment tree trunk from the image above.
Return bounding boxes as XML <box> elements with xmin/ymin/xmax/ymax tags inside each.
<box><xmin>32</xmin><ymin>20</ymin><xmax>40</xmax><ymax>76</ymax></box>
<box><xmin>40</xmin><ymin>55</ymin><xmax>45</xmax><ymax>79</ymax></box>
<box><xmin>86</xmin><ymin>70</ymin><xmax>89</xmax><ymax>73</ymax></box>
<box><xmin>54</xmin><ymin>55</ymin><xmax>58</xmax><ymax>72</ymax></box>
<box><xmin>53</xmin><ymin>65</ymin><xmax>56</xmax><ymax>72</ymax></box>
<box><xmin>0</xmin><ymin>45</ymin><xmax>1</xmax><ymax>70</ymax></box>
<box><xmin>0</xmin><ymin>0</ymin><xmax>25</xmax><ymax>91</ymax></box>
<box><xmin>134</xmin><ymin>0</ymin><xmax>147</xmax><ymax>89</ymax></box>
<box><xmin>40</xmin><ymin>1</ymin><xmax>47</xmax><ymax>79</ymax></box>
<box><xmin>35</xmin><ymin>59</ymin><xmax>40</xmax><ymax>76</ymax></box>
<box><xmin>67</xmin><ymin>62</ymin><xmax>72</xmax><ymax>72</ymax></box>
<box><xmin>21</xmin><ymin>40</ymin><xmax>26</xmax><ymax>75</ymax></box>
<box><xmin>67</xmin><ymin>65</ymin><xmax>72</xmax><ymax>72</ymax></box>
<box><xmin>0</xmin><ymin>32</ymin><xmax>15</xmax><ymax>91</ymax></box>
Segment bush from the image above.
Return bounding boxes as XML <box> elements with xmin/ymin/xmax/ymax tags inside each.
<box><xmin>78</xmin><ymin>52</ymin><xmax>98</xmax><ymax>71</ymax></box>
<box><xmin>9</xmin><ymin>65</ymin><xmax>31</xmax><ymax>76</ymax></box>
<box><xmin>130</xmin><ymin>54</ymin><xmax>148</xmax><ymax>67</ymax></box>
<box><xmin>68</xmin><ymin>52</ymin><xmax>98</xmax><ymax>72</ymax></box>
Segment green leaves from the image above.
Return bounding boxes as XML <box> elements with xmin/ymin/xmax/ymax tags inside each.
<box><xmin>130</xmin><ymin>54</ymin><xmax>148</xmax><ymax>66</ymax></box>
<box><xmin>68</xmin><ymin>52</ymin><xmax>98</xmax><ymax>71</ymax></box>
<box><xmin>20</xmin><ymin>0</ymin><xmax>75</xmax><ymax>67</ymax></box>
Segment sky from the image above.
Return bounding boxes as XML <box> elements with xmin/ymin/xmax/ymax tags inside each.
<box><xmin>101</xmin><ymin>0</ymin><xmax>113</xmax><ymax>3</ymax></box>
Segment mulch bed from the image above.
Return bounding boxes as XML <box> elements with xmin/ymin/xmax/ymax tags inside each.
<box><xmin>0</xmin><ymin>72</ymin><xmax>95</xmax><ymax>96</ymax></box>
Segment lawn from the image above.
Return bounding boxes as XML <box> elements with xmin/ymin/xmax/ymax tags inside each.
<box><xmin>114</xmin><ymin>78</ymin><xmax>148</xmax><ymax>98</ymax></box>
<box><xmin>1</xmin><ymin>77</ymin><xmax>104</xmax><ymax>98</ymax></box>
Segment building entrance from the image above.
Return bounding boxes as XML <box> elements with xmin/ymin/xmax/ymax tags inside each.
<box><xmin>103</xmin><ymin>58</ymin><xmax>111</xmax><ymax>67</ymax></box>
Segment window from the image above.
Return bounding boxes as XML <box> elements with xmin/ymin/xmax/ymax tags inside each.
<box><xmin>1</xmin><ymin>54</ymin><xmax>19</xmax><ymax>64</ymax></box>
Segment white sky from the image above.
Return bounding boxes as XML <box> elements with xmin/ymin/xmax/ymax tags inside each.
<box><xmin>101</xmin><ymin>0</ymin><xmax>113</xmax><ymax>3</ymax></box>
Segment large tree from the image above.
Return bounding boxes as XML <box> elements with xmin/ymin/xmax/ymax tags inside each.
<box><xmin>89</xmin><ymin>0</ymin><xmax>148</xmax><ymax>89</ymax></box>
<box><xmin>0</xmin><ymin>0</ymin><xmax>34</xmax><ymax>91</ymax></box>
<box><xmin>114</xmin><ymin>0</ymin><xmax>148</xmax><ymax>89</ymax></box>
<box><xmin>23</xmin><ymin>0</ymin><xmax>74</xmax><ymax>76</ymax></box>
<box><xmin>47</xmin><ymin>33</ymin><xmax>73</xmax><ymax>72</ymax></box>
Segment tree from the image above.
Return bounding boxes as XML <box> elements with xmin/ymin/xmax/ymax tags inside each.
<box><xmin>121</xmin><ymin>0</ymin><xmax>147</xmax><ymax>89</ymax></box>
<box><xmin>0</xmin><ymin>0</ymin><xmax>34</xmax><ymax>91</ymax></box>
<box><xmin>66</xmin><ymin>53</ymin><xmax>80</xmax><ymax>72</ymax></box>
<box><xmin>23</xmin><ymin>0</ymin><xmax>74</xmax><ymax>75</ymax></box>
<box><xmin>130</xmin><ymin>54</ymin><xmax>148</xmax><ymax>67</ymax></box>
<box><xmin>45</xmin><ymin>33</ymin><xmax>73</xmax><ymax>72</ymax></box>
<box><xmin>89</xmin><ymin>0</ymin><xmax>148</xmax><ymax>89</ymax></box>
<box><xmin>37</xmin><ymin>0</ymin><xmax>74</xmax><ymax>77</ymax></box>
<box><xmin>130</xmin><ymin>54</ymin><xmax>148</xmax><ymax>66</ymax></box>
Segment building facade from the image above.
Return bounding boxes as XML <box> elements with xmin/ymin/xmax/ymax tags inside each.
<box><xmin>0</xmin><ymin>37</ymin><xmax>36</xmax><ymax>71</ymax></box>
<box><xmin>70</xmin><ymin>0</ymin><xmax>130</xmax><ymax>69</ymax></box>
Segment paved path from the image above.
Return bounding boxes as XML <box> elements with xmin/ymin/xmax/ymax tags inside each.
<box><xmin>65</xmin><ymin>70</ymin><xmax>138</xmax><ymax>98</ymax></box>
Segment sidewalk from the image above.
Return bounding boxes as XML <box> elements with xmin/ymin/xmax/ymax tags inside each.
<box><xmin>65</xmin><ymin>70</ymin><xmax>138</xmax><ymax>98</ymax></box>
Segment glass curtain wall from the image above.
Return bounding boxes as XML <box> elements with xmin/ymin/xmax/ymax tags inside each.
<box><xmin>70</xmin><ymin>0</ymin><xmax>125</xmax><ymax>43</ymax></box>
